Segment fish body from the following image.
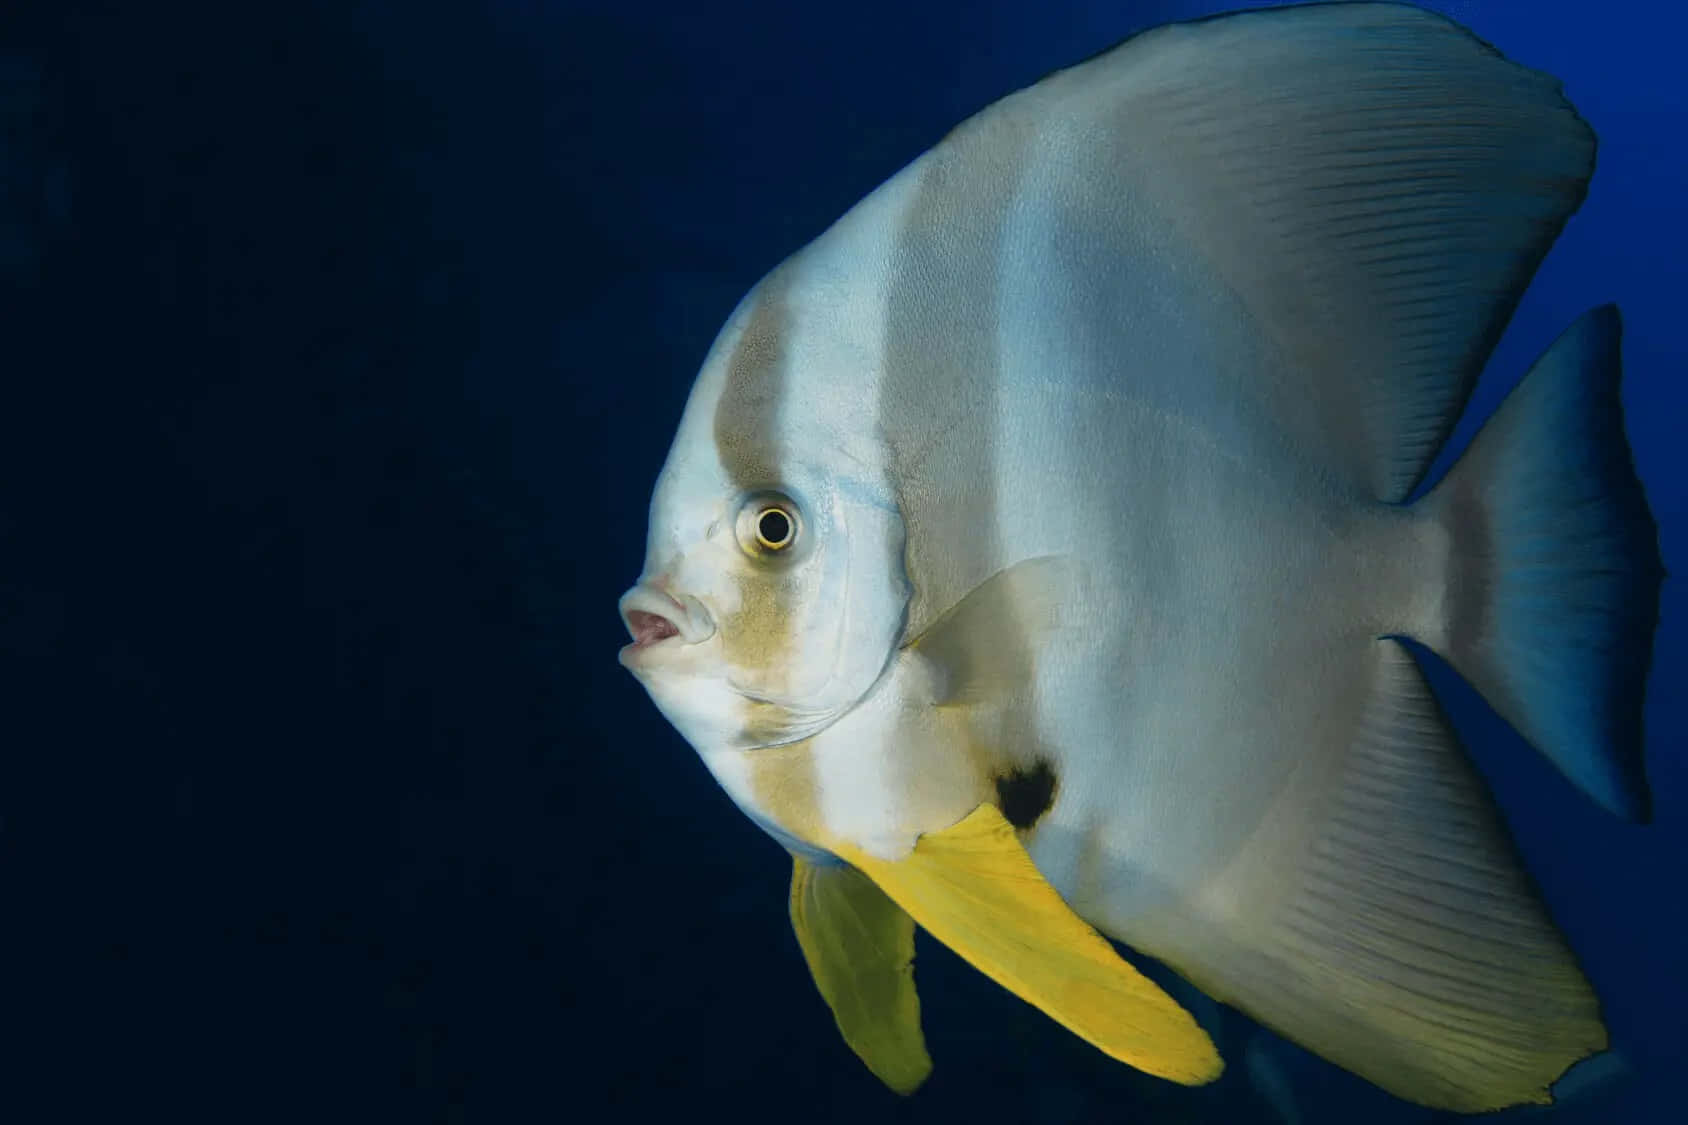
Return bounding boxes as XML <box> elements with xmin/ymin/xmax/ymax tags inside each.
<box><xmin>619</xmin><ymin>2</ymin><xmax>1661</xmax><ymax>1112</ymax></box>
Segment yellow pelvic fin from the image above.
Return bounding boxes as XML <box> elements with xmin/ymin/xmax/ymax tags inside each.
<box><xmin>789</xmin><ymin>858</ymin><xmax>932</xmax><ymax>1095</ymax></box>
<box><xmin>836</xmin><ymin>805</ymin><xmax>1222</xmax><ymax>1085</ymax></box>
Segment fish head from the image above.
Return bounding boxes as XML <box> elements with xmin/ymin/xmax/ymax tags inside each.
<box><xmin>618</xmin><ymin>287</ymin><xmax>910</xmax><ymax>755</ymax></box>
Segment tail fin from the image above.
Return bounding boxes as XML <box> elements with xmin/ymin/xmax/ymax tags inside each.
<box><xmin>1422</xmin><ymin>305</ymin><xmax>1662</xmax><ymax>820</ymax></box>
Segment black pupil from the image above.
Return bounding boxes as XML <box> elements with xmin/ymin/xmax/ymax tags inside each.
<box><xmin>758</xmin><ymin>509</ymin><xmax>791</xmax><ymax>545</ymax></box>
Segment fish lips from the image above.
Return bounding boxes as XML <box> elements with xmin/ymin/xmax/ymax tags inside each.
<box><xmin>617</xmin><ymin>584</ymin><xmax>715</xmax><ymax>670</ymax></box>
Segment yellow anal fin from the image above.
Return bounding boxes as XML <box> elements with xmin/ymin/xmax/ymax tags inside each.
<box><xmin>837</xmin><ymin>805</ymin><xmax>1222</xmax><ymax>1085</ymax></box>
<box><xmin>789</xmin><ymin>858</ymin><xmax>932</xmax><ymax>1094</ymax></box>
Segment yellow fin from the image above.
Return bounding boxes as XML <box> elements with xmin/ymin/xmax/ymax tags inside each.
<box><xmin>789</xmin><ymin>858</ymin><xmax>932</xmax><ymax>1094</ymax></box>
<box><xmin>836</xmin><ymin>805</ymin><xmax>1222</xmax><ymax>1085</ymax></box>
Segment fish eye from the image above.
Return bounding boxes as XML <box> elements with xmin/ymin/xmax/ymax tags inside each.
<box><xmin>756</xmin><ymin>507</ymin><xmax>794</xmax><ymax>550</ymax></box>
<box><xmin>736</xmin><ymin>492</ymin><xmax>802</xmax><ymax>558</ymax></box>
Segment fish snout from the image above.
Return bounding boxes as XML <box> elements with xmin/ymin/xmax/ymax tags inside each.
<box><xmin>617</xmin><ymin>583</ymin><xmax>715</xmax><ymax>664</ymax></box>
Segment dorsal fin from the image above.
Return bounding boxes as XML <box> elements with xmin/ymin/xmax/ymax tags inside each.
<box><xmin>943</xmin><ymin>1</ymin><xmax>1596</xmax><ymax>500</ymax></box>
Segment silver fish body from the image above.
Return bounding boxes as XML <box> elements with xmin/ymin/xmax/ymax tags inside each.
<box><xmin>619</xmin><ymin>2</ymin><xmax>1661</xmax><ymax>1111</ymax></box>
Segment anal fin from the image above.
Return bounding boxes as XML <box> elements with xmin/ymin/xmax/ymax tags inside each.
<box><xmin>1194</xmin><ymin>640</ymin><xmax>1606</xmax><ymax>1112</ymax></box>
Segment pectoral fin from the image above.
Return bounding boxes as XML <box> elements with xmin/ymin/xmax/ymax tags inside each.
<box><xmin>789</xmin><ymin>858</ymin><xmax>932</xmax><ymax>1094</ymax></box>
<box><xmin>836</xmin><ymin>804</ymin><xmax>1223</xmax><ymax>1085</ymax></box>
<box><xmin>905</xmin><ymin>555</ymin><xmax>1074</xmax><ymax>705</ymax></box>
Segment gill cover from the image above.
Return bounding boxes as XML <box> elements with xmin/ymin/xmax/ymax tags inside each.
<box><xmin>704</xmin><ymin>471</ymin><xmax>908</xmax><ymax>745</ymax></box>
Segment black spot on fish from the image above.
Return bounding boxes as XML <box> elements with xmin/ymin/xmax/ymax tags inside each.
<box><xmin>994</xmin><ymin>759</ymin><xmax>1057</xmax><ymax>830</ymax></box>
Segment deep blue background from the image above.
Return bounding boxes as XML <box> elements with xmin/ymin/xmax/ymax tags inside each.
<box><xmin>5</xmin><ymin>1</ymin><xmax>1681</xmax><ymax>1121</ymax></box>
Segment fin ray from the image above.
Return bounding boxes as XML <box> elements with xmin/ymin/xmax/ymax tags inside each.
<box><xmin>1174</xmin><ymin>641</ymin><xmax>1605</xmax><ymax>1112</ymax></box>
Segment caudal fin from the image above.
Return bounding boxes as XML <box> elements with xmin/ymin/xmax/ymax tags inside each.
<box><xmin>1423</xmin><ymin>305</ymin><xmax>1662</xmax><ymax>820</ymax></box>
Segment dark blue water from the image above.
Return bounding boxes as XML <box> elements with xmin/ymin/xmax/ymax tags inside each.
<box><xmin>6</xmin><ymin>1</ymin><xmax>1680</xmax><ymax>1121</ymax></box>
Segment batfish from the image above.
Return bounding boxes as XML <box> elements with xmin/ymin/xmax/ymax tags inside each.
<box><xmin>617</xmin><ymin>2</ymin><xmax>1662</xmax><ymax>1111</ymax></box>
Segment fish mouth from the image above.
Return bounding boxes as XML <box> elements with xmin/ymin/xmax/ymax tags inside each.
<box><xmin>617</xmin><ymin>584</ymin><xmax>714</xmax><ymax>667</ymax></box>
<box><xmin>627</xmin><ymin>609</ymin><xmax>680</xmax><ymax>647</ymax></box>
